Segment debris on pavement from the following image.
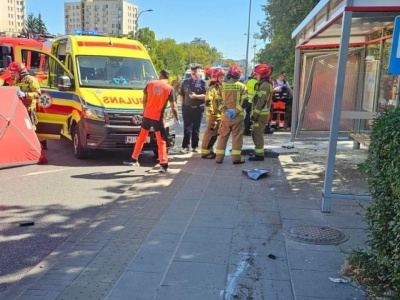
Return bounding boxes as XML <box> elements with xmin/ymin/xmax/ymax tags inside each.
<box><xmin>329</xmin><ymin>277</ymin><xmax>349</xmax><ymax>283</ymax></box>
<box><xmin>242</xmin><ymin>169</ymin><xmax>270</xmax><ymax>180</ymax></box>
<box><xmin>19</xmin><ymin>222</ymin><xmax>35</xmax><ymax>227</ymax></box>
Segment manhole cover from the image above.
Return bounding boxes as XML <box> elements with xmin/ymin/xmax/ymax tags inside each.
<box><xmin>286</xmin><ymin>225</ymin><xmax>348</xmax><ymax>245</ymax></box>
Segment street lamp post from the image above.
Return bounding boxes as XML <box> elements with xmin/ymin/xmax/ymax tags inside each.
<box><xmin>253</xmin><ymin>39</ymin><xmax>262</xmax><ymax>66</ymax></box>
<box><xmin>244</xmin><ymin>0</ymin><xmax>252</xmax><ymax>79</ymax></box>
<box><xmin>136</xmin><ymin>9</ymin><xmax>153</xmax><ymax>39</ymax></box>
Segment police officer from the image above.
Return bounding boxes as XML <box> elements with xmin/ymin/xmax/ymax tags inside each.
<box><xmin>201</xmin><ymin>68</ymin><xmax>224</xmax><ymax>159</ymax></box>
<box><xmin>215</xmin><ymin>65</ymin><xmax>247</xmax><ymax>164</ymax></box>
<box><xmin>123</xmin><ymin>69</ymin><xmax>179</xmax><ymax>173</ymax></box>
<box><xmin>8</xmin><ymin>62</ymin><xmax>47</xmax><ymax>149</ymax></box>
<box><xmin>179</xmin><ymin>65</ymin><xmax>208</xmax><ymax>153</ymax></box>
<box><xmin>249</xmin><ymin>63</ymin><xmax>273</xmax><ymax>161</ymax></box>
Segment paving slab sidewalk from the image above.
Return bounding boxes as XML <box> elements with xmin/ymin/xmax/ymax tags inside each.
<box><xmin>5</xmin><ymin>132</ymin><xmax>369</xmax><ymax>300</ymax></box>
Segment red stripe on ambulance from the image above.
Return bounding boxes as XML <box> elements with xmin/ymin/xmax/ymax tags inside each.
<box><xmin>77</xmin><ymin>41</ymin><xmax>142</xmax><ymax>50</ymax></box>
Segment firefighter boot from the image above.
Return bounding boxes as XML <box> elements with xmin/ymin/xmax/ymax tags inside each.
<box><xmin>249</xmin><ymin>155</ymin><xmax>264</xmax><ymax>161</ymax></box>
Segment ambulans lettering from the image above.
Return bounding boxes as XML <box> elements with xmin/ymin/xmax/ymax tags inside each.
<box><xmin>102</xmin><ymin>97</ymin><xmax>143</xmax><ymax>104</ymax></box>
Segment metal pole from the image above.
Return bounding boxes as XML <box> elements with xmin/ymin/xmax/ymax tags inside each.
<box><xmin>322</xmin><ymin>10</ymin><xmax>353</xmax><ymax>212</ymax></box>
<box><xmin>244</xmin><ymin>0</ymin><xmax>252</xmax><ymax>79</ymax></box>
<box><xmin>136</xmin><ymin>9</ymin><xmax>153</xmax><ymax>40</ymax></box>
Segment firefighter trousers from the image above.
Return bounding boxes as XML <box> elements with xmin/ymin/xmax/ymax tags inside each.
<box><xmin>201</xmin><ymin>115</ymin><xmax>220</xmax><ymax>156</ymax></box>
<box><xmin>252</xmin><ymin>114</ymin><xmax>269</xmax><ymax>157</ymax></box>
<box><xmin>215</xmin><ymin>115</ymin><xmax>244</xmax><ymax>163</ymax></box>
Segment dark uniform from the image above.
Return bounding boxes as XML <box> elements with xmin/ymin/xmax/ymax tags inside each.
<box><xmin>179</xmin><ymin>65</ymin><xmax>208</xmax><ymax>152</ymax></box>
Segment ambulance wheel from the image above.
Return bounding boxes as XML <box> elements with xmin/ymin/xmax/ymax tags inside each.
<box><xmin>153</xmin><ymin>150</ymin><xmax>158</xmax><ymax>158</ymax></box>
<box><xmin>153</xmin><ymin>148</ymin><xmax>169</xmax><ymax>158</ymax></box>
<box><xmin>72</xmin><ymin>125</ymin><xmax>89</xmax><ymax>159</ymax></box>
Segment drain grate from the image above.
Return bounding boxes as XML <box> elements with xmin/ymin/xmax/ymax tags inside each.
<box><xmin>286</xmin><ymin>225</ymin><xmax>348</xmax><ymax>245</ymax></box>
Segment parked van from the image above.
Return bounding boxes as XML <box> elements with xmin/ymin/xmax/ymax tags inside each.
<box><xmin>9</xmin><ymin>34</ymin><xmax>175</xmax><ymax>159</ymax></box>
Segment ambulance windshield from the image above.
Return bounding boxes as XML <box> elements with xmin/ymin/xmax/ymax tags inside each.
<box><xmin>77</xmin><ymin>56</ymin><xmax>157</xmax><ymax>89</ymax></box>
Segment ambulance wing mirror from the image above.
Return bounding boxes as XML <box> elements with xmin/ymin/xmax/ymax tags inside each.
<box><xmin>58</xmin><ymin>75</ymin><xmax>73</xmax><ymax>91</ymax></box>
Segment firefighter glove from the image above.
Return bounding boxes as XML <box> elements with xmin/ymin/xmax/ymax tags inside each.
<box><xmin>17</xmin><ymin>90</ymin><xmax>26</xmax><ymax>98</ymax></box>
<box><xmin>225</xmin><ymin>109</ymin><xmax>236</xmax><ymax>119</ymax></box>
<box><xmin>250</xmin><ymin>112</ymin><xmax>259</xmax><ymax>121</ymax></box>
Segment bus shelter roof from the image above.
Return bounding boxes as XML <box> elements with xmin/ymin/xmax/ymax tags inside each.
<box><xmin>292</xmin><ymin>0</ymin><xmax>400</xmax><ymax>49</ymax></box>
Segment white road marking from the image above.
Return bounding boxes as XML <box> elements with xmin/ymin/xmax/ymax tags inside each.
<box><xmin>23</xmin><ymin>169</ymin><xmax>70</xmax><ymax>176</ymax></box>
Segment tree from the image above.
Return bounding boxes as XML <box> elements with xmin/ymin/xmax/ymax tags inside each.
<box><xmin>154</xmin><ymin>38</ymin><xmax>186</xmax><ymax>76</ymax></box>
<box><xmin>257</xmin><ymin>0</ymin><xmax>319</xmax><ymax>80</ymax></box>
<box><xmin>21</xmin><ymin>13</ymin><xmax>37</xmax><ymax>37</ymax></box>
<box><xmin>36</xmin><ymin>14</ymin><xmax>48</xmax><ymax>34</ymax></box>
<box><xmin>20</xmin><ymin>13</ymin><xmax>48</xmax><ymax>37</ymax></box>
<box><xmin>136</xmin><ymin>27</ymin><xmax>158</xmax><ymax>62</ymax></box>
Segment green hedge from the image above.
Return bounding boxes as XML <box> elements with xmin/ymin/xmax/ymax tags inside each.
<box><xmin>345</xmin><ymin>107</ymin><xmax>400</xmax><ymax>298</ymax></box>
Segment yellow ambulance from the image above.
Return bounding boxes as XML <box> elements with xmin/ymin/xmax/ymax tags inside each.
<box><xmin>16</xmin><ymin>34</ymin><xmax>175</xmax><ymax>158</ymax></box>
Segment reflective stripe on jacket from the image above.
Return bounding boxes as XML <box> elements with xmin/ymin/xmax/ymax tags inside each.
<box><xmin>253</xmin><ymin>79</ymin><xmax>272</xmax><ymax>115</ymax></box>
<box><xmin>219</xmin><ymin>81</ymin><xmax>247</xmax><ymax>115</ymax></box>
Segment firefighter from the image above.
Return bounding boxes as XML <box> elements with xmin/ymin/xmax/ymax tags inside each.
<box><xmin>215</xmin><ymin>65</ymin><xmax>247</xmax><ymax>164</ymax></box>
<box><xmin>204</xmin><ymin>66</ymin><xmax>213</xmax><ymax>84</ymax></box>
<box><xmin>249</xmin><ymin>63</ymin><xmax>273</xmax><ymax>161</ymax></box>
<box><xmin>201</xmin><ymin>67</ymin><xmax>224</xmax><ymax>159</ymax></box>
<box><xmin>123</xmin><ymin>69</ymin><xmax>179</xmax><ymax>173</ymax></box>
<box><xmin>8</xmin><ymin>62</ymin><xmax>47</xmax><ymax>149</ymax></box>
<box><xmin>243</xmin><ymin>72</ymin><xmax>258</xmax><ymax>135</ymax></box>
<box><xmin>271</xmin><ymin>71</ymin><xmax>293</xmax><ymax>130</ymax></box>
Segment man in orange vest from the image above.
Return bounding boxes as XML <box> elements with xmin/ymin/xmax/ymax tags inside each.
<box><xmin>123</xmin><ymin>69</ymin><xmax>179</xmax><ymax>172</ymax></box>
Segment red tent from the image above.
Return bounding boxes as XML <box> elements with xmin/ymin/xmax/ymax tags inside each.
<box><xmin>0</xmin><ymin>86</ymin><xmax>47</xmax><ymax>169</ymax></box>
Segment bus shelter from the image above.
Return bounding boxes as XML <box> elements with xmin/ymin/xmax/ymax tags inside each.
<box><xmin>290</xmin><ymin>0</ymin><xmax>400</xmax><ymax>212</ymax></box>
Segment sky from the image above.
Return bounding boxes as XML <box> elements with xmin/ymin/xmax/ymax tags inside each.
<box><xmin>26</xmin><ymin>0</ymin><xmax>267</xmax><ymax>61</ymax></box>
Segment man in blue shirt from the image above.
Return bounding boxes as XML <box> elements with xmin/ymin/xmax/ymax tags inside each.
<box><xmin>179</xmin><ymin>65</ymin><xmax>208</xmax><ymax>153</ymax></box>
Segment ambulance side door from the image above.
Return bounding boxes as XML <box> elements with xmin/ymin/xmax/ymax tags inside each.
<box><xmin>16</xmin><ymin>47</ymin><xmax>76</xmax><ymax>140</ymax></box>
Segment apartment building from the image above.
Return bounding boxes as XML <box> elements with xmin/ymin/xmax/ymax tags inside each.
<box><xmin>0</xmin><ymin>0</ymin><xmax>26</xmax><ymax>36</ymax></box>
<box><xmin>64</xmin><ymin>0</ymin><xmax>139</xmax><ymax>36</ymax></box>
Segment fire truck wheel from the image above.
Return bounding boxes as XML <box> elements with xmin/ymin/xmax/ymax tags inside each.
<box><xmin>72</xmin><ymin>125</ymin><xmax>89</xmax><ymax>159</ymax></box>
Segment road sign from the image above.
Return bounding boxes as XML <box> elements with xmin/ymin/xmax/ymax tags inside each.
<box><xmin>389</xmin><ymin>16</ymin><xmax>400</xmax><ymax>75</ymax></box>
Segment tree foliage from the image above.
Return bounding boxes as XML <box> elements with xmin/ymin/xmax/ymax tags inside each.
<box><xmin>154</xmin><ymin>38</ymin><xmax>187</xmax><ymax>76</ymax></box>
<box><xmin>21</xmin><ymin>13</ymin><xmax>48</xmax><ymax>36</ymax></box>
<box><xmin>344</xmin><ymin>107</ymin><xmax>400</xmax><ymax>298</ymax></box>
<box><xmin>257</xmin><ymin>0</ymin><xmax>319</xmax><ymax>80</ymax></box>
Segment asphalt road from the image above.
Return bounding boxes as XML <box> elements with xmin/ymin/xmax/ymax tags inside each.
<box><xmin>0</xmin><ymin>137</ymin><xmax>161</xmax><ymax>297</ymax></box>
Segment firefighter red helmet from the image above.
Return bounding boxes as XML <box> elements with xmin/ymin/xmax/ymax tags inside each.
<box><xmin>254</xmin><ymin>64</ymin><xmax>271</xmax><ymax>78</ymax></box>
<box><xmin>212</xmin><ymin>67</ymin><xmax>225</xmax><ymax>80</ymax></box>
<box><xmin>228</xmin><ymin>65</ymin><xmax>242</xmax><ymax>79</ymax></box>
<box><xmin>204</xmin><ymin>66</ymin><xmax>212</xmax><ymax>76</ymax></box>
<box><xmin>8</xmin><ymin>62</ymin><xmax>27</xmax><ymax>74</ymax></box>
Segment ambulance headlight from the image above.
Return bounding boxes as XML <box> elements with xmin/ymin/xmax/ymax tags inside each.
<box><xmin>83</xmin><ymin>106</ymin><xmax>105</xmax><ymax>122</ymax></box>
